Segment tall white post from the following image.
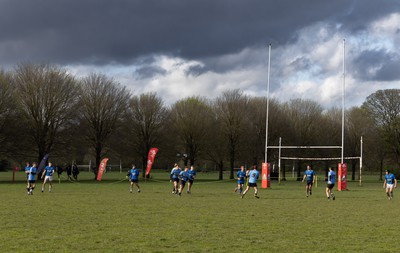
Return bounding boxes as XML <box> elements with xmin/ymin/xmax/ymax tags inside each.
<box><xmin>278</xmin><ymin>137</ymin><xmax>282</xmax><ymax>184</ymax></box>
<box><xmin>341</xmin><ymin>39</ymin><xmax>346</xmax><ymax>164</ymax></box>
<box><xmin>360</xmin><ymin>136</ymin><xmax>363</xmax><ymax>186</ymax></box>
<box><xmin>265</xmin><ymin>44</ymin><xmax>271</xmax><ymax>163</ymax></box>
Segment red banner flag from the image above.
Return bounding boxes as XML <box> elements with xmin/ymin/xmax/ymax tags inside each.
<box><xmin>96</xmin><ymin>158</ymin><xmax>109</xmax><ymax>181</ymax></box>
<box><xmin>145</xmin><ymin>148</ymin><xmax>159</xmax><ymax>176</ymax></box>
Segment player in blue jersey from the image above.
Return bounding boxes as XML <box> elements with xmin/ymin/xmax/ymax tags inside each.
<box><xmin>234</xmin><ymin>166</ymin><xmax>246</xmax><ymax>194</ymax></box>
<box><xmin>177</xmin><ymin>166</ymin><xmax>189</xmax><ymax>196</ymax></box>
<box><xmin>302</xmin><ymin>165</ymin><xmax>316</xmax><ymax>197</ymax></box>
<box><xmin>326</xmin><ymin>167</ymin><xmax>336</xmax><ymax>201</ymax></box>
<box><xmin>27</xmin><ymin>162</ymin><xmax>37</xmax><ymax>195</ymax></box>
<box><xmin>383</xmin><ymin>169</ymin><xmax>397</xmax><ymax>200</ymax></box>
<box><xmin>127</xmin><ymin>164</ymin><xmax>140</xmax><ymax>193</ymax></box>
<box><xmin>187</xmin><ymin>165</ymin><xmax>196</xmax><ymax>194</ymax></box>
<box><xmin>241</xmin><ymin>165</ymin><xmax>260</xmax><ymax>198</ymax></box>
<box><xmin>41</xmin><ymin>162</ymin><xmax>55</xmax><ymax>193</ymax></box>
<box><xmin>170</xmin><ymin>163</ymin><xmax>181</xmax><ymax>194</ymax></box>
<box><xmin>24</xmin><ymin>162</ymin><xmax>31</xmax><ymax>188</ymax></box>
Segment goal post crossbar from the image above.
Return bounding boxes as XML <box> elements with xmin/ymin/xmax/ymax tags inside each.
<box><xmin>268</xmin><ymin>146</ymin><xmax>342</xmax><ymax>149</ymax></box>
<box><xmin>280</xmin><ymin>156</ymin><xmax>361</xmax><ymax>161</ymax></box>
<box><xmin>270</xmin><ymin>137</ymin><xmax>363</xmax><ymax>186</ymax></box>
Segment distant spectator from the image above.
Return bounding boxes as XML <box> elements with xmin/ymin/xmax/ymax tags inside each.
<box><xmin>72</xmin><ymin>163</ymin><xmax>79</xmax><ymax>180</ymax></box>
<box><xmin>56</xmin><ymin>164</ymin><xmax>63</xmax><ymax>180</ymax></box>
<box><xmin>66</xmin><ymin>164</ymin><xmax>72</xmax><ymax>180</ymax></box>
<box><xmin>92</xmin><ymin>166</ymin><xmax>98</xmax><ymax>180</ymax></box>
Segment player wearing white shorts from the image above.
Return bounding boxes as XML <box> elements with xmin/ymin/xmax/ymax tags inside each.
<box><xmin>383</xmin><ymin>169</ymin><xmax>397</xmax><ymax>200</ymax></box>
<box><xmin>41</xmin><ymin>162</ymin><xmax>55</xmax><ymax>192</ymax></box>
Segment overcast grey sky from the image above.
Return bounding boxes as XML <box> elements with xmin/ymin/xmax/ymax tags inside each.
<box><xmin>1</xmin><ymin>0</ymin><xmax>399</xmax><ymax>108</ymax></box>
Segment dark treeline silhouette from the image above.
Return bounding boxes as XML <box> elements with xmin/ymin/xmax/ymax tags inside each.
<box><xmin>0</xmin><ymin>64</ymin><xmax>399</xmax><ymax>179</ymax></box>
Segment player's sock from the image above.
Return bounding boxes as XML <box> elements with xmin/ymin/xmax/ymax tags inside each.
<box><xmin>137</xmin><ymin>189</ymin><xmax>140</xmax><ymax>193</ymax></box>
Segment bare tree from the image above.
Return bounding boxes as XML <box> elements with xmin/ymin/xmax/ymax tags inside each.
<box><xmin>128</xmin><ymin>92</ymin><xmax>168</xmax><ymax>176</ymax></box>
<box><xmin>204</xmin><ymin>113</ymin><xmax>226</xmax><ymax>180</ymax></box>
<box><xmin>362</xmin><ymin>89</ymin><xmax>400</xmax><ymax>168</ymax></box>
<box><xmin>0</xmin><ymin>70</ymin><xmax>15</xmax><ymax>147</ymax></box>
<box><xmin>79</xmin><ymin>73</ymin><xmax>130</xmax><ymax>168</ymax></box>
<box><xmin>215</xmin><ymin>90</ymin><xmax>248</xmax><ymax>179</ymax></box>
<box><xmin>13</xmin><ymin>63</ymin><xmax>80</xmax><ymax>162</ymax></box>
<box><xmin>283</xmin><ymin>98</ymin><xmax>324</xmax><ymax>180</ymax></box>
<box><xmin>170</xmin><ymin>96</ymin><xmax>213</xmax><ymax>166</ymax></box>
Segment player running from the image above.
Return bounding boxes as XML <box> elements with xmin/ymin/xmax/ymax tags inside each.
<box><xmin>127</xmin><ymin>164</ymin><xmax>140</xmax><ymax>193</ymax></box>
<box><xmin>302</xmin><ymin>165</ymin><xmax>316</xmax><ymax>197</ymax></box>
<box><xmin>187</xmin><ymin>165</ymin><xmax>196</xmax><ymax>194</ymax></box>
<box><xmin>177</xmin><ymin>166</ymin><xmax>189</xmax><ymax>196</ymax></box>
<box><xmin>24</xmin><ymin>162</ymin><xmax>31</xmax><ymax>188</ymax></box>
<box><xmin>383</xmin><ymin>169</ymin><xmax>397</xmax><ymax>200</ymax></box>
<box><xmin>170</xmin><ymin>163</ymin><xmax>181</xmax><ymax>194</ymax></box>
<box><xmin>234</xmin><ymin>166</ymin><xmax>246</xmax><ymax>194</ymax></box>
<box><xmin>27</xmin><ymin>162</ymin><xmax>37</xmax><ymax>195</ymax></box>
<box><xmin>41</xmin><ymin>162</ymin><xmax>55</xmax><ymax>192</ymax></box>
<box><xmin>326</xmin><ymin>167</ymin><xmax>336</xmax><ymax>201</ymax></box>
<box><xmin>241</xmin><ymin>165</ymin><xmax>260</xmax><ymax>199</ymax></box>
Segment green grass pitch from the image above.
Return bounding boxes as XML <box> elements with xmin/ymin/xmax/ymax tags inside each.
<box><xmin>0</xmin><ymin>171</ymin><xmax>399</xmax><ymax>252</ymax></box>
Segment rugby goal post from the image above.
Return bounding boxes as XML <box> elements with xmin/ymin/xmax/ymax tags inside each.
<box><xmin>268</xmin><ymin>136</ymin><xmax>363</xmax><ymax>186</ymax></box>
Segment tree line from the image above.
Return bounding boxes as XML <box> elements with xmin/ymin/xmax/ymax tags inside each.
<box><xmin>0</xmin><ymin>63</ymin><xmax>399</xmax><ymax>180</ymax></box>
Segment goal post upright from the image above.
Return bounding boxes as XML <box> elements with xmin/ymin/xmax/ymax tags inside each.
<box><xmin>262</xmin><ymin>44</ymin><xmax>272</xmax><ymax>189</ymax></box>
<box><xmin>265</xmin><ymin>43</ymin><xmax>271</xmax><ymax>164</ymax></box>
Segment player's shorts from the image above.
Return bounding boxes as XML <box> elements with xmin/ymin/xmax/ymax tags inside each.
<box><xmin>248</xmin><ymin>183</ymin><xmax>257</xmax><ymax>187</ymax></box>
<box><xmin>237</xmin><ymin>180</ymin><xmax>244</xmax><ymax>185</ymax></box>
<box><xmin>180</xmin><ymin>180</ymin><xmax>187</xmax><ymax>187</ymax></box>
<box><xmin>188</xmin><ymin>179</ymin><xmax>194</xmax><ymax>184</ymax></box>
<box><xmin>44</xmin><ymin>176</ymin><xmax>53</xmax><ymax>182</ymax></box>
<box><xmin>306</xmin><ymin>181</ymin><xmax>313</xmax><ymax>186</ymax></box>
<box><xmin>130</xmin><ymin>179</ymin><xmax>139</xmax><ymax>183</ymax></box>
<box><xmin>327</xmin><ymin>183</ymin><xmax>335</xmax><ymax>189</ymax></box>
<box><xmin>386</xmin><ymin>183</ymin><xmax>394</xmax><ymax>189</ymax></box>
<box><xmin>172</xmin><ymin>178</ymin><xmax>179</xmax><ymax>182</ymax></box>
<box><xmin>28</xmin><ymin>180</ymin><xmax>36</xmax><ymax>184</ymax></box>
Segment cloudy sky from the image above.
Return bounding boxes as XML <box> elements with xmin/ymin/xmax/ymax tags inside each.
<box><xmin>1</xmin><ymin>0</ymin><xmax>399</xmax><ymax>108</ymax></box>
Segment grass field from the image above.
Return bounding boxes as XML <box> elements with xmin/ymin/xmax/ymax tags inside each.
<box><xmin>0</xmin><ymin>171</ymin><xmax>398</xmax><ymax>253</ymax></box>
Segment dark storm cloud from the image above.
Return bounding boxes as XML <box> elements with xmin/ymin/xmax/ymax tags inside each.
<box><xmin>1</xmin><ymin>0</ymin><xmax>398</xmax><ymax>68</ymax></box>
<box><xmin>353</xmin><ymin>49</ymin><xmax>400</xmax><ymax>82</ymax></box>
<box><xmin>134</xmin><ymin>65</ymin><xmax>167</xmax><ymax>80</ymax></box>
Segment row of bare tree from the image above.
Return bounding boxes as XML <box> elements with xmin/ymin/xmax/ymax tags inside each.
<box><xmin>0</xmin><ymin>63</ymin><xmax>399</xmax><ymax>179</ymax></box>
